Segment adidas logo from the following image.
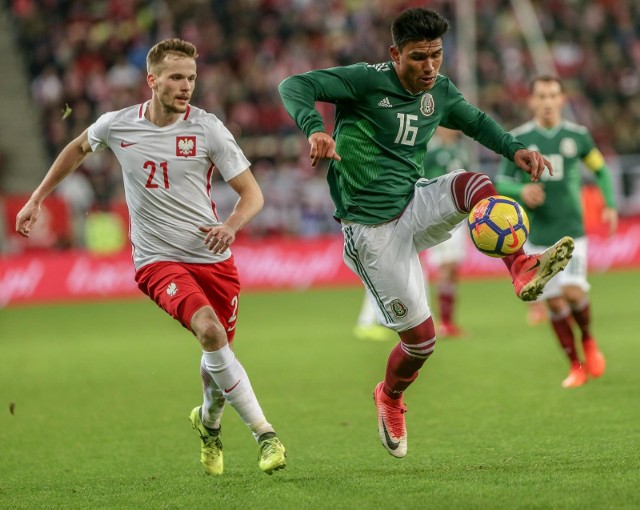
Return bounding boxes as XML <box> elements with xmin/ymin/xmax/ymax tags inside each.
<box><xmin>378</xmin><ymin>97</ymin><xmax>393</xmax><ymax>108</ymax></box>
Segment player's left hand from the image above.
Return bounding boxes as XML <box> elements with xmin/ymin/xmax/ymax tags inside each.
<box><xmin>514</xmin><ymin>149</ymin><xmax>552</xmax><ymax>182</ymax></box>
<box><xmin>602</xmin><ymin>207</ymin><xmax>618</xmax><ymax>237</ymax></box>
<box><xmin>199</xmin><ymin>225</ymin><xmax>236</xmax><ymax>254</ymax></box>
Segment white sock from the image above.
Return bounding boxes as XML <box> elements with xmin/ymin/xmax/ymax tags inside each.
<box><xmin>199</xmin><ymin>357</ymin><xmax>226</xmax><ymax>430</ymax></box>
<box><xmin>201</xmin><ymin>345</ymin><xmax>274</xmax><ymax>440</ymax></box>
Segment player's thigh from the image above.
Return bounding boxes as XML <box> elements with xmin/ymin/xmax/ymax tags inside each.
<box><xmin>410</xmin><ymin>173</ymin><xmax>468</xmax><ymax>253</ymax></box>
<box><xmin>190</xmin><ymin>257</ymin><xmax>241</xmax><ymax>341</ymax></box>
<box><xmin>135</xmin><ymin>261</ymin><xmax>211</xmax><ymax>331</ymax></box>
<box><xmin>343</xmin><ymin>222</ymin><xmax>430</xmax><ymax>331</ymax></box>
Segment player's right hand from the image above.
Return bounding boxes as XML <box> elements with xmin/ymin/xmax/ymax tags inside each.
<box><xmin>309</xmin><ymin>132</ymin><xmax>341</xmax><ymax>167</ymax></box>
<box><xmin>15</xmin><ymin>200</ymin><xmax>40</xmax><ymax>238</ymax></box>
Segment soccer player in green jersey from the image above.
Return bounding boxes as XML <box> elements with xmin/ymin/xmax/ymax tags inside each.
<box><xmin>497</xmin><ymin>76</ymin><xmax>618</xmax><ymax>389</ymax></box>
<box><xmin>353</xmin><ymin>127</ymin><xmax>469</xmax><ymax>341</ymax></box>
<box><xmin>279</xmin><ymin>8</ymin><xmax>575</xmax><ymax>458</ymax></box>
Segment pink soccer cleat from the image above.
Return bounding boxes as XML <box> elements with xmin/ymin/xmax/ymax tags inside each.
<box><xmin>511</xmin><ymin>236</ymin><xmax>574</xmax><ymax>301</ymax></box>
<box><xmin>373</xmin><ymin>382</ymin><xmax>408</xmax><ymax>458</ymax></box>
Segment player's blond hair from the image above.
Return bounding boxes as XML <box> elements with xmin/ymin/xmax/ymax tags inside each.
<box><xmin>146</xmin><ymin>38</ymin><xmax>198</xmax><ymax>74</ymax></box>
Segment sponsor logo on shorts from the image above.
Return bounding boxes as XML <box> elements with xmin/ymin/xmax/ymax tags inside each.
<box><xmin>390</xmin><ymin>299</ymin><xmax>408</xmax><ymax>318</ymax></box>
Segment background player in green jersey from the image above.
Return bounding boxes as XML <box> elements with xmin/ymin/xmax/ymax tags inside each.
<box><xmin>279</xmin><ymin>8</ymin><xmax>575</xmax><ymax>458</ymax></box>
<box><xmin>497</xmin><ymin>75</ymin><xmax>618</xmax><ymax>389</ymax></box>
<box><xmin>353</xmin><ymin>127</ymin><xmax>469</xmax><ymax>341</ymax></box>
<box><xmin>422</xmin><ymin>127</ymin><xmax>469</xmax><ymax>338</ymax></box>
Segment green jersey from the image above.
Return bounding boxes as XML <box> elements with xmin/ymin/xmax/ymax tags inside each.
<box><xmin>496</xmin><ymin>120</ymin><xmax>614</xmax><ymax>246</ymax></box>
<box><xmin>423</xmin><ymin>137</ymin><xmax>468</xmax><ymax>179</ymax></box>
<box><xmin>279</xmin><ymin>62</ymin><xmax>525</xmax><ymax>224</ymax></box>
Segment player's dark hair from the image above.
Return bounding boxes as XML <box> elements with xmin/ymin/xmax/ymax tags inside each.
<box><xmin>391</xmin><ymin>8</ymin><xmax>450</xmax><ymax>50</ymax></box>
<box><xmin>146</xmin><ymin>38</ymin><xmax>198</xmax><ymax>73</ymax></box>
<box><xmin>530</xmin><ymin>75</ymin><xmax>565</xmax><ymax>93</ymax></box>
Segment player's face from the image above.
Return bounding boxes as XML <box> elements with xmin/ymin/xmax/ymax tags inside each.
<box><xmin>390</xmin><ymin>39</ymin><xmax>443</xmax><ymax>94</ymax></box>
<box><xmin>529</xmin><ymin>81</ymin><xmax>565</xmax><ymax>127</ymax></box>
<box><xmin>148</xmin><ymin>56</ymin><xmax>197</xmax><ymax>114</ymax></box>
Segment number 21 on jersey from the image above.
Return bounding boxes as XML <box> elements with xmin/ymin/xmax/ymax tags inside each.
<box><xmin>144</xmin><ymin>160</ymin><xmax>170</xmax><ymax>189</ymax></box>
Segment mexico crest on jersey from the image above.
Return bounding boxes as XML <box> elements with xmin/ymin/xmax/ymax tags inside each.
<box><xmin>420</xmin><ymin>93</ymin><xmax>435</xmax><ymax>117</ymax></box>
<box><xmin>176</xmin><ymin>136</ymin><xmax>196</xmax><ymax>157</ymax></box>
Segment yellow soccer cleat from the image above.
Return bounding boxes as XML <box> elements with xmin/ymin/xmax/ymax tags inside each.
<box><xmin>354</xmin><ymin>324</ymin><xmax>394</xmax><ymax>342</ymax></box>
<box><xmin>258</xmin><ymin>435</ymin><xmax>287</xmax><ymax>475</ymax></box>
<box><xmin>189</xmin><ymin>406</ymin><xmax>223</xmax><ymax>475</ymax></box>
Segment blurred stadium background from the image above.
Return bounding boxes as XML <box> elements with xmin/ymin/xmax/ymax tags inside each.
<box><xmin>2</xmin><ymin>2</ymin><xmax>640</xmax><ymax>507</ymax></box>
<box><xmin>1</xmin><ymin>0</ymin><xmax>639</xmax><ymax>305</ymax></box>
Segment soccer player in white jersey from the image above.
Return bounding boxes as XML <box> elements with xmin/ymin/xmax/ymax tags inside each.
<box><xmin>16</xmin><ymin>38</ymin><xmax>286</xmax><ymax>476</ymax></box>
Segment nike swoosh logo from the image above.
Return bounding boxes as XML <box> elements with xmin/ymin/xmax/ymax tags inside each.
<box><xmin>507</xmin><ymin>220</ymin><xmax>519</xmax><ymax>249</ymax></box>
<box><xmin>381</xmin><ymin>418</ymin><xmax>400</xmax><ymax>451</ymax></box>
<box><xmin>224</xmin><ymin>380</ymin><xmax>241</xmax><ymax>393</ymax></box>
<box><xmin>120</xmin><ymin>141</ymin><xmax>137</xmax><ymax>148</ymax></box>
<box><xmin>524</xmin><ymin>259</ymin><xmax>541</xmax><ymax>272</ymax></box>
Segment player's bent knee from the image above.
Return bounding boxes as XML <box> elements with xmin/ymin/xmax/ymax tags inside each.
<box><xmin>191</xmin><ymin>306</ymin><xmax>228</xmax><ymax>350</ymax></box>
<box><xmin>399</xmin><ymin>317</ymin><xmax>436</xmax><ymax>345</ymax></box>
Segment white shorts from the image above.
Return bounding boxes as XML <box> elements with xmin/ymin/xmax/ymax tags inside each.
<box><xmin>342</xmin><ymin>173</ymin><xmax>467</xmax><ymax>332</ymax></box>
<box><xmin>526</xmin><ymin>236</ymin><xmax>589</xmax><ymax>300</ymax></box>
<box><xmin>428</xmin><ymin>222</ymin><xmax>467</xmax><ymax>266</ymax></box>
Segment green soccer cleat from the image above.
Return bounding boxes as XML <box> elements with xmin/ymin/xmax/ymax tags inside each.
<box><xmin>258</xmin><ymin>435</ymin><xmax>287</xmax><ymax>475</ymax></box>
<box><xmin>189</xmin><ymin>406</ymin><xmax>223</xmax><ymax>475</ymax></box>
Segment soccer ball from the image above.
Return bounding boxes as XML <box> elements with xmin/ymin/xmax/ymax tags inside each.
<box><xmin>467</xmin><ymin>195</ymin><xmax>529</xmax><ymax>258</ymax></box>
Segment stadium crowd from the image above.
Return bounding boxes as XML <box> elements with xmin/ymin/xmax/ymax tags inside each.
<box><xmin>6</xmin><ymin>0</ymin><xmax>640</xmax><ymax>244</ymax></box>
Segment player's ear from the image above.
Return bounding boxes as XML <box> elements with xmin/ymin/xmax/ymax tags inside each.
<box><xmin>389</xmin><ymin>45</ymin><xmax>400</xmax><ymax>64</ymax></box>
<box><xmin>147</xmin><ymin>73</ymin><xmax>156</xmax><ymax>90</ymax></box>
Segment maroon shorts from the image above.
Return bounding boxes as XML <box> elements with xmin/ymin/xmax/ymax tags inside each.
<box><xmin>135</xmin><ymin>257</ymin><xmax>241</xmax><ymax>342</ymax></box>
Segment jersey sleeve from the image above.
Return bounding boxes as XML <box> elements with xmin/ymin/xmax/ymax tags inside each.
<box><xmin>87</xmin><ymin>111</ymin><xmax>118</xmax><ymax>152</ymax></box>
<box><xmin>278</xmin><ymin>63</ymin><xmax>371</xmax><ymax>138</ymax></box>
<box><xmin>440</xmin><ymin>80</ymin><xmax>525</xmax><ymax>160</ymax></box>
<box><xmin>204</xmin><ymin>116</ymin><xmax>251</xmax><ymax>182</ymax></box>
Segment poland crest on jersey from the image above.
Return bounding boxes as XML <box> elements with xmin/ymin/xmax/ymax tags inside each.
<box><xmin>420</xmin><ymin>93</ymin><xmax>435</xmax><ymax>117</ymax></box>
<box><xmin>176</xmin><ymin>136</ymin><xmax>196</xmax><ymax>157</ymax></box>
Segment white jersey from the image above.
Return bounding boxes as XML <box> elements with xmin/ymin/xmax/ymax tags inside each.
<box><xmin>87</xmin><ymin>102</ymin><xmax>250</xmax><ymax>269</ymax></box>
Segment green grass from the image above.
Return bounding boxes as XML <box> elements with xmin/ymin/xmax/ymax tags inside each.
<box><xmin>1</xmin><ymin>270</ymin><xmax>639</xmax><ymax>509</ymax></box>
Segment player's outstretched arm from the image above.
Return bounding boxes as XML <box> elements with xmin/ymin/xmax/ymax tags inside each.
<box><xmin>513</xmin><ymin>149</ymin><xmax>552</xmax><ymax>182</ymax></box>
<box><xmin>16</xmin><ymin>129</ymin><xmax>93</xmax><ymax>238</ymax></box>
<box><xmin>200</xmin><ymin>168</ymin><xmax>263</xmax><ymax>254</ymax></box>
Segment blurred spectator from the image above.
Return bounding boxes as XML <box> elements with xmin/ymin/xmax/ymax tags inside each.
<box><xmin>5</xmin><ymin>0</ymin><xmax>640</xmax><ymax>246</ymax></box>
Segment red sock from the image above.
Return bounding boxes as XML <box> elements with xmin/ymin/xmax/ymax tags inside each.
<box><xmin>550</xmin><ymin>310</ymin><xmax>578</xmax><ymax>362</ymax></box>
<box><xmin>383</xmin><ymin>318</ymin><xmax>436</xmax><ymax>399</ymax></box>
<box><xmin>438</xmin><ymin>284</ymin><xmax>455</xmax><ymax>324</ymax></box>
<box><xmin>451</xmin><ymin>172</ymin><xmax>495</xmax><ymax>213</ymax></box>
<box><xmin>451</xmin><ymin>172</ymin><xmax>525</xmax><ymax>272</ymax></box>
<box><xmin>571</xmin><ymin>299</ymin><xmax>592</xmax><ymax>340</ymax></box>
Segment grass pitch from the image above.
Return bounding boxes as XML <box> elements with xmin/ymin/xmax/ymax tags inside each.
<box><xmin>1</xmin><ymin>270</ymin><xmax>639</xmax><ymax>509</ymax></box>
